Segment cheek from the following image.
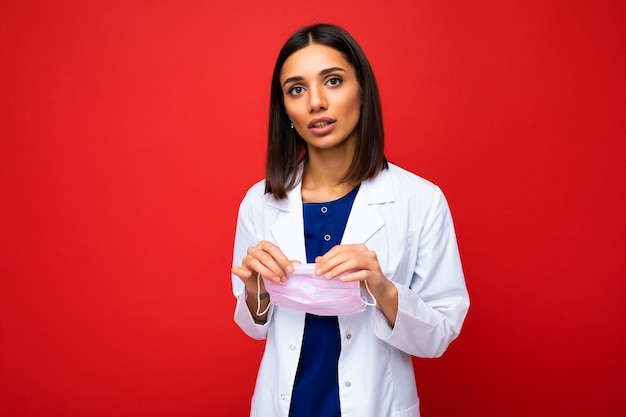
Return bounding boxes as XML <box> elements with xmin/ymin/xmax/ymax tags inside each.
<box><xmin>284</xmin><ymin>101</ymin><xmax>305</xmax><ymax>123</ymax></box>
<box><xmin>344</xmin><ymin>93</ymin><xmax>362</xmax><ymax>123</ymax></box>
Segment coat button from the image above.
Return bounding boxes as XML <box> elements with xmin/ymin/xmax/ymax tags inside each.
<box><xmin>289</xmin><ymin>344</ymin><xmax>296</xmax><ymax>351</ymax></box>
<box><xmin>324</xmin><ymin>234</ymin><xmax>331</xmax><ymax>241</ymax></box>
<box><xmin>345</xmin><ymin>381</ymin><xmax>351</xmax><ymax>387</ymax></box>
<box><xmin>346</xmin><ymin>333</ymin><xmax>352</xmax><ymax>340</ymax></box>
<box><xmin>321</xmin><ymin>206</ymin><xmax>328</xmax><ymax>213</ymax></box>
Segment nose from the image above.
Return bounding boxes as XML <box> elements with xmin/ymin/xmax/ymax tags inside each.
<box><xmin>307</xmin><ymin>83</ymin><xmax>327</xmax><ymax>113</ymax></box>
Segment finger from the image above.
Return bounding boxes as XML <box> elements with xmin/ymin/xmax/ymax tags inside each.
<box><xmin>244</xmin><ymin>242</ymin><xmax>284</xmax><ymax>276</ymax></box>
<box><xmin>244</xmin><ymin>241</ymin><xmax>296</xmax><ymax>283</ymax></box>
<box><xmin>314</xmin><ymin>245</ymin><xmax>345</xmax><ymax>273</ymax></box>
<box><xmin>242</xmin><ymin>255</ymin><xmax>282</xmax><ymax>283</ymax></box>
<box><xmin>337</xmin><ymin>268</ymin><xmax>369</xmax><ymax>283</ymax></box>
<box><xmin>231</xmin><ymin>265</ymin><xmax>253</xmax><ymax>283</ymax></box>
<box><xmin>317</xmin><ymin>245</ymin><xmax>378</xmax><ymax>279</ymax></box>
<box><xmin>248</xmin><ymin>241</ymin><xmax>294</xmax><ymax>282</ymax></box>
<box><xmin>258</xmin><ymin>240</ymin><xmax>295</xmax><ymax>274</ymax></box>
<box><xmin>318</xmin><ymin>251</ymin><xmax>361</xmax><ymax>279</ymax></box>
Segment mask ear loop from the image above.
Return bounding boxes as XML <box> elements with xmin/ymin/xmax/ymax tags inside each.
<box><xmin>361</xmin><ymin>280</ymin><xmax>378</xmax><ymax>307</ymax></box>
<box><xmin>256</xmin><ymin>274</ymin><xmax>271</xmax><ymax>316</ymax></box>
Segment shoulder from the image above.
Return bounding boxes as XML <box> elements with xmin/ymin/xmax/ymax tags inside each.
<box><xmin>238</xmin><ymin>179</ymin><xmax>269</xmax><ymax>208</ymax></box>
<box><xmin>383</xmin><ymin>162</ymin><xmax>443</xmax><ymax>197</ymax></box>
<box><xmin>233</xmin><ymin>179</ymin><xmax>270</xmax><ymax>226</ymax></box>
<box><xmin>243</xmin><ymin>178</ymin><xmax>266</xmax><ymax>198</ymax></box>
<box><xmin>379</xmin><ymin>163</ymin><xmax>452</xmax><ymax>219</ymax></box>
<box><xmin>376</xmin><ymin>163</ymin><xmax>455</xmax><ymax>226</ymax></box>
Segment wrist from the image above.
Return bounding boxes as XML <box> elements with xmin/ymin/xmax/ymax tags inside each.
<box><xmin>246</xmin><ymin>288</ymin><xmax>269</xmax><ymax>300</ymax></box>
<box><xmin>374</xmin><ymin>278</ymin><xmax>396</xmax><ymax>302</ymax></box>
<box><xmin>247</xmin><ymin>273</ymin><xmax>271</xmax><ymax>322</ymax></box>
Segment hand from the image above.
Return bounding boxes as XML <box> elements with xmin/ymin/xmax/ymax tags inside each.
<box><xmin>314</xmin><ymin>244</ymin><xmax>390</xmax><ymax>300</ymax></box>
<box><xmin>231</xmin><ymin>240</ymin><xmax>297</xmax><ymax>293</ymax></box>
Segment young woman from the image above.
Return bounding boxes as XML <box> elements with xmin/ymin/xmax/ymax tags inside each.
<box><xmin>231</xmin><ymin>23</ymin><xmax>469</xmax><ymax>417</ymax></box>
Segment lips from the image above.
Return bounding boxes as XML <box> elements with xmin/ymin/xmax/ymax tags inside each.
<box><xmin>312</xmin><ymin>121</ymin><xmax>332</xmax><ymax>128</ymax></box>
<box><xmin>307</xmin><ymin>117</ymin><xmax>336</xmax><ymax>129</ymax></box>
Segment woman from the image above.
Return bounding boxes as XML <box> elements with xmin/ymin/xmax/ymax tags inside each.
<box><xmin>231</xmin><ymin>23</ymin><xmax>469</xmax><ymax>417</ymax></box>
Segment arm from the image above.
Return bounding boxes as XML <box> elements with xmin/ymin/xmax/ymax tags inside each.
<box><xmin>373</xmin><ymin>186</ymin><xmax>470</xmax><ymax>358</ymax></box>
<box><xmin>231</xmin><ymin>191</ymin><xmax>294</xmax><ymax>338</ymax></box>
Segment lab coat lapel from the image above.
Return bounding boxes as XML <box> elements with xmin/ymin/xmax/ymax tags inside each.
<box><xmin>268</xmin><ymin>181</ymin><xmax>308</xmax><ymax>262</ymax></box>
<box><xmin>342</xmin><ymin>170</ymin><xmax>394</xmax><ymax>245</ymax></box>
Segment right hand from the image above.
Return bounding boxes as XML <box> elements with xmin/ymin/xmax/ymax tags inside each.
<box><xmin>231</xmin><ymin>240</ymin><xmax>297</xmax><ymax>293</ymax></box>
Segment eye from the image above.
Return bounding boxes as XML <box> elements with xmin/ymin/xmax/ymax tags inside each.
<box><xmin>326</xmin><ymin>77</ymin><xmax>342</xmax><ymax>87</ymax></box>
<box><xmin>287</xmin><ymin>85</ymin><xmax>305</xmax><ymax>96</ymax></box>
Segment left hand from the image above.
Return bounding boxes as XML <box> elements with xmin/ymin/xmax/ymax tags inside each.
<box><xmin>315</xmin><ymin>243</ymin><xmax>390</xmax><ymax>300</ymax></box>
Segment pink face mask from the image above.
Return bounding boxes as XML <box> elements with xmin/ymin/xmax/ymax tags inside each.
<box><xmin>260</xmin><ymin>264</ymin><xmax>376</xmax><ymax>316</ymax></box>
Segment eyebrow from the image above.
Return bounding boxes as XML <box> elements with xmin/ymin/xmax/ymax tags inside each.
<box><xmin>282</xmin><ymin>67</ymin><xmax>347</xmax><ymax>87</ymax></box>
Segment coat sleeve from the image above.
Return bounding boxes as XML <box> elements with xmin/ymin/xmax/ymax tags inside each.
<box><xmin>373</xmin><ymin>186</ymin><xmax>470</xmax><ymax>358</ymax></box>
<box><xmin>231</xmin><ymin>187</ymin><xmax>275</xmax><ymax>340</ymax></box>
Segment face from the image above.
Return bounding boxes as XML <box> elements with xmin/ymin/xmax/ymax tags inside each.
<box><xmin>280</xmin><ymin>43</ymin><xmax>362</xmax><ymax>152</ymax></box>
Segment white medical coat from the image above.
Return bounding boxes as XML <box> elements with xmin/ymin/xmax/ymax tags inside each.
<box><xmin>231</xmin><ymin>163</ymin><xmax>469</xmax><ymax>417</ymax></box>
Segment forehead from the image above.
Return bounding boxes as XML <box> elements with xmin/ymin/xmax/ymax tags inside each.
<box><xmin>280</xmin><ymin>43</ymin><xmax>354</xmax><ymax>82</ymax></box>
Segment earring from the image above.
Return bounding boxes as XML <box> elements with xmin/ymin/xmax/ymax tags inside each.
<box><xmin>290</xmin><ymin>122</ymin><xmax>294</xmax><ymax>129</ymax></box>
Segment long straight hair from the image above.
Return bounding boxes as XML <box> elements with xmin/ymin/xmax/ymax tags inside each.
<box><xmin>265</xmin><ymin>23</ymin><xmax>387</xmax><ymax>199</ymax></box>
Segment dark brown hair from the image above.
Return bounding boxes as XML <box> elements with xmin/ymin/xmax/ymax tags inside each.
<box><xmin>265</xmin><ymin>23</ymin><xmax>387</xmax><ymax>199</ymax></box>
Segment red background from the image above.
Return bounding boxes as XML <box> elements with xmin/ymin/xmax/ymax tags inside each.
<box><xmin>1</xmin><ymin>1</ymin><xmax>625</xmax><ymax>416</ymax></box>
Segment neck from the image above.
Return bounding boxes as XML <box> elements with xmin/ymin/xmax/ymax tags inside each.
<box><xmin>301</xmin><ymin>149</ymin><xmax>358</xmax><ymax>203</ymax></box>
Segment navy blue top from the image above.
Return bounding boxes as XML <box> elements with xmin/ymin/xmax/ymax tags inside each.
<box><xmin>289</xmin><ymin>185</ymin><xmax>360</xmax><ymax>417</ymax></box>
